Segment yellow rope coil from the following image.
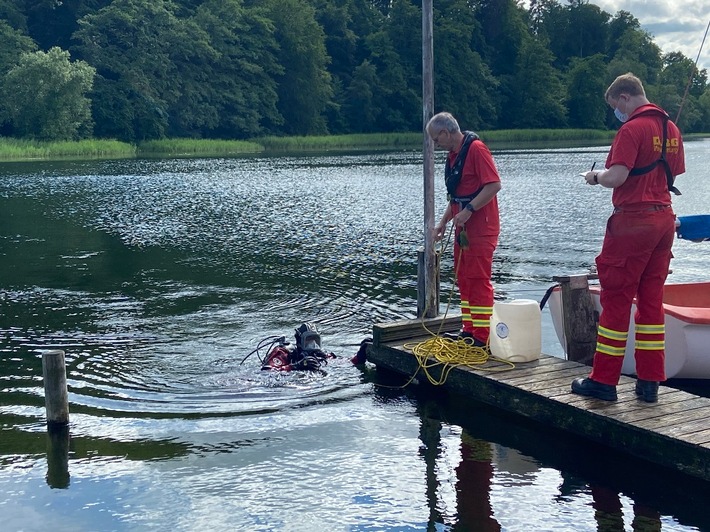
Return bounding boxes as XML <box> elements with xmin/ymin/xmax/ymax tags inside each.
<box><xmin>402</xmin><ymin>334</ymin><xmax>515</xmax><ymax>387</ymax></box>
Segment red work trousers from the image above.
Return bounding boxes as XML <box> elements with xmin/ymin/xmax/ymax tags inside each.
<box><xmin>454</xmin><ymin>229</ymin><xmax>498</xmax><ymax>344</ymax></box>
<box><xmin>589</xmin><ymin>206</ymin><xmax>675</xmax><ymax>385</ymax></box>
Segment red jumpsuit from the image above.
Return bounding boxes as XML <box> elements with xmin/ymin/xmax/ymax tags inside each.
<box><xmin>590</xmin><ymin>104</ymin><xmax>685</xmax><ymax>385</ymax></box>
<box><xmin>447</xmin><ymin>140</ymin><xmax>501</xmax><ymax>344</ymax></box>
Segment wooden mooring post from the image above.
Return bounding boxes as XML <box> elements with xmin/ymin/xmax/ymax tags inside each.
<box><xmin>42</xmin><ymin>350</ymin><xmax>69</xmax><ymax>427</ymax></box>
<box><xmin>417</xmin><ymin>248</ymin><xmax>440</xmax><ymax>318</ymax></box>
<box><xmin>552</xmin><ymin>274</ymin><xmax>598</xmax><ymax>366</ymax></box>
<box><xmin>42</xmin><ymin>349</ymin><xmax>71</xmax><ymax>488</ymax></box>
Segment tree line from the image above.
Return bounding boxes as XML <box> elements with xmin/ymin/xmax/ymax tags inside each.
<box><xmin>0</xmin><ymin>0</ymin><xmax>708</xmax><ymax>143</ymax></box>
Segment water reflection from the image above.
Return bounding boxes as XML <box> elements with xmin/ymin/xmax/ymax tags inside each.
<box><xmin>411</xmin><ymin>388</ymin><xmax>710</xmax><ymax>531</ymax></box>
<box><xmin>2</xmin><ymin>145</ymin><xmax>710</xmax><ymax>530</ymax></box>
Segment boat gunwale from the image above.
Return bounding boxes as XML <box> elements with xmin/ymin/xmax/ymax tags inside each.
<box><xmin>587</xmin><ymin>283</ymin><xmax>710</xmax><ymax>325</ymax></box>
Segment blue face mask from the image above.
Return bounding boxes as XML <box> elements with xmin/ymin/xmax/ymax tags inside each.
<box><xmin>614</xmin><ymin>107</ymin><xmax>629</xmax><ymax>123</ymax></box>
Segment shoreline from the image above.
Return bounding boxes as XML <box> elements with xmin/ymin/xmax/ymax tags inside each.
<box><xmin>2</xmin><ymin>130</ymin><xmax>707</xmax><ymax>162</ymax></box>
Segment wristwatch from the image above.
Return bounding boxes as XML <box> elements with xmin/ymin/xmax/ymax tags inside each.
<box><xmin>465</xmin><ymin>202</ymin><xmax>476</xmax><ymax>213</ymax></box>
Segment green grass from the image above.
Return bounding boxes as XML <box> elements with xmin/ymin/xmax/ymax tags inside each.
<box><xmin>137</xmin><ymin>138</ymin><xmax>263</xmax><ymax>156</ymax></box>
<box><xmin>1</xmin><ymin>128</ymin><xmax>703</xmax><ymax>162</ymax></box>
<box><xmin>254</xmin><ymin>132</ymin><xmax>422</xmax><ymax>151</ymax></box>
<box><xmin>479</xmin><ymin>128</ymin><xmax>616</xmax><ymax>143</ymax></box>
<box><xmin>0</xmin><ymin>138</ymin><xmax>136</xmax><ymax>160</ymax></box>
<box><xmin>255</xmin><ymin>129</ymin><xmax>618</xmax><ymax>152</ymax></box>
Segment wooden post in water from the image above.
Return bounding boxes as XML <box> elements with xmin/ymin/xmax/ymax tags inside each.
<box><xmin>552</xmin><ymin>275</ymin><xmax>598</xmax><ymax>366</ymax></box>
<box><xmin>417</xmin><ymin>248</ymin><xmax>440</xmax><ymax>317</ymax></box>
<box><xmin>42</xmin><ymin>349</ymin><xmax>71</xmax><ymax>488</ymax></box>
<box><xmin>42</xmin><ymin>350</ymin><xmax>69</xmax><ymax>427</ymax></box>
<box><xmin>419</xmin><ymin>0</ymin><xmax>438</xmax><ymax>318</ymax></box>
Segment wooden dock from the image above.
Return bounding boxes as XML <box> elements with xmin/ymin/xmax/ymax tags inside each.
<box><xmin>368</xmin><ymin>316</ymin><xmax>710</xmax><ymax>483</ymax></box>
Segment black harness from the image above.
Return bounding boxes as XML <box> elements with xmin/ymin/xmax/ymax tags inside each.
<box><xmin>445</xmin><ymin>131</ymin><xmax>482</xmax><ymax>204</ymax></box>
<box><xmin>626</xmin><ymin>108</ymin><xmax>681</xmax><ymax>196</ymax></box>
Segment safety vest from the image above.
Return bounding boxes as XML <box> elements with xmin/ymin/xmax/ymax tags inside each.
<box><xmin>445</xmin><ymin>131</ymin><xmax>480</xmax><ymax>202</ymax></box>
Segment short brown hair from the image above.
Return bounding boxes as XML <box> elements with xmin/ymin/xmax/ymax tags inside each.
<box><xmin>605</xmin><ymin>73</ymin><xmax>646</xmax><ymax>101</ymax></box>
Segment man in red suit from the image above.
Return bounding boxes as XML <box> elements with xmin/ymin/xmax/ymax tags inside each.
<box><xmin>572</xmin><ymin>73</ymin><xmax>685</xmax><ymax>403</ymax></box>
<box><xmin>426</xmin><ymin>112</ymin><xmax>502</xmax><ymax>347</ymax></box>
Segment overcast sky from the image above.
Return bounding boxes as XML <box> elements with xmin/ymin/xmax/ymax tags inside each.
<box><xmin>590</xmin><ymin>0</ymin><xmax>710</xmax><ymax>71</ymax></box>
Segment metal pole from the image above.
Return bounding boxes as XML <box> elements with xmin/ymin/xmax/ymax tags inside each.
<box><xmin>419</xmin><ymin>0</ymin><xmax>438</xmax><ymax>318</ymax></box>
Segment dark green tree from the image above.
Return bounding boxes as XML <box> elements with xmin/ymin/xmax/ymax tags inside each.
<box><xmin>474</xmin><ymin>0</ymin><xmax>529</xmax><ymax>77</ymax></box>
<box><xmin>185</xmin><ymin>0</ymin><xmax>283</xmax><ymax>138</ymax></box>
<box><xmin>565</xmin><ymin>1</ymin><xmax>609</xmax><ymax>61</ymax></box>
<box><xmin>654</xmin><ymin>52</ymin><xmax>708</xmax><ymax>131</ymax></box>
<box><xmin>0</xmin><ymin>20</ymin><xmax>37</xmax><ymax>135</ymax></box>
<box><xmin>529</xmin><ymin>0</ymin><xmax>568</xmax><ymax>69</ymax></box>
<box><xmin>607</xmin><ymin>10</ymin><xmax>639</xmax><ymax>58</ymax></box>
<box><xmin>698</xmin><ymin>87</ymin><xmax>710</xmax><ymax>132</ymax></box>
<box><xmin>0</xmin><ymin>0</ymin><xmax>29</xmax><ymax>31</ymax></box>
<box><xmin>566</xmin><ymin>54</ymin><xmax>607</xmax><ymax>128</ymax></box>
<box><xmin>73</xmin><ymin>0</ymin><xmax>203</xmax><ymax>140</ymax></box>
<box><xmin>507</xmin><ymin>37</ymin><xmax>567</xmax><ymax>128</ymax></box>
<box><xmin>343</xmin><ymin>59</ymin><xmax>379</xmax><ymax>131</ymax></box>
<box><xmin>259</xmin><ymin>0</ymin><xmax>333</xmax><ymax>135</ymax></box>
<box><xmin>365</xmin><ymin>0</ymin><xmax>421</xmax><ymax>131</ymax></box>
<box><xmin>385</xmin><ymin>0</ymin><xmax>422</xmax><ymax>101</ymax></box>
<box><xmin>23</xmin><ymin>0</ymin><xmax>112</xmax><ymax>51</ymax></box>
<box><xmin>606</xmin><ymin>13</ymin><xmax>662</xmax><ymax>85</ymax></box>
<box><xmin>434</xmin><ymin>0</ymin><xmax>498</xmax><ymax>128</ymax></box>
<box><xmin>0</xmin><ymin>20</ymin><xmax>36</xmax><ymax>74</ymax></box>
<box><xmin>310</xmin><ymin>0</ymin><xmax>383</xmax><ymax>133</ymax></box>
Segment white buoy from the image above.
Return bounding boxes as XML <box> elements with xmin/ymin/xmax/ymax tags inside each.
<box><xmin>489</xmin><ymin>300</ymin><xmax>541</xmax><ymax>363</ymax></box>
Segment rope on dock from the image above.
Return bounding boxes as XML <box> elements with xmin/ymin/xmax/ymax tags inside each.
<box><xmin>403</xmin><ymin>331</ymin><xmax>516</xmax><ymax>387</ymax></box>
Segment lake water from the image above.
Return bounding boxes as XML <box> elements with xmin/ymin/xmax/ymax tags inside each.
<box><xmin>1</xmin><ymin>141</ymin><xmax>710</xmax><ymax>531</ymax></box>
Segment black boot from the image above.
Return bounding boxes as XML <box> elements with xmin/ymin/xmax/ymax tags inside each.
<box><xmin>635</xmin><ymin>379</ymin><xmax>659</xmax><ymax>403</ymax></box>
<box><xmin>571</xmin><ymin>377</ymin><xmax>618</xmax><ymax>401</ymax></box>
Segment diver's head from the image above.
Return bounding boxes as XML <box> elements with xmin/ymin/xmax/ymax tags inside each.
<box><xmin>295</xmin><ymin>322</ymin><xmax>322</xmax><ymax>353</ymax></box>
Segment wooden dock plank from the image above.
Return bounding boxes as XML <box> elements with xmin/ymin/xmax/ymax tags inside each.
<box><xmin>683</xmin><ymin>429</ymin><xmax>710</xmax><ymax>445</ymax></box>
<box><xmin>367</xmin><ymin>320</ymin><xmax>710</xmax><ymax>482</ymax></box>
<box><xmin>596</xmin><ymin>395</ymin><xmax>708</xmax><ymax>424</ymax></box>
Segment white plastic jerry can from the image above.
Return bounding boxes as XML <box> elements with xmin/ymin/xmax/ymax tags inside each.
<box><xmin>489</xmin><ymin>299</ymin><xmax>542</xmax><ymax>363</ymax></box>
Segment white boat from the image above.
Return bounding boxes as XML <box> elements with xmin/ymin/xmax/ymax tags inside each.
<box><xmin>548</xmin><ymin>281</ymin><xmax>710</xmax><ymax>379</ymax></box>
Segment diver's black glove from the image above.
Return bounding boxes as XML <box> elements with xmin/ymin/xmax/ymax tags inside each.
<box><xmin>294</xmin><ymin>355</ymin><xmax>321</xmax><ymax>371</ymax></box>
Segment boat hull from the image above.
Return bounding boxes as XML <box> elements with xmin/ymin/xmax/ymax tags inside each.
<box><xmin>548</xmin><ymin>282</ymin><xmax>710</xmax><ymax>379</ymax></box>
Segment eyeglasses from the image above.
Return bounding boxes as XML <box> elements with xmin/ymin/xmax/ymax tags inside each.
<box><xmin>432</xmin><ymin>130</ymin><xmax>447</xmax><ymax>144</ymax></box>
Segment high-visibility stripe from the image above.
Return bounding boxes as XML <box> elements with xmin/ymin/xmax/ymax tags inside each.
<box><xmin>598</xmin><ymin>325</ymin><xmax>628</xmax><ymax>342</ymax></box>
<box><xmin>635</xmin><ymin>340</ymin><xmax>664</xmax><ymax>350</ymax></box>
<box><xmin>635</xmin><ymin>323</ymin><xmax>664</xmax><ymax>334</ymax></box>
<box><xmin>471</xmin><ymin>319</ymin><xmax>491</xmax><ymax>328</ymax></box>
<box><xmin>596</xmin><ymin>342</ymin><xmax>626</xmax><ymax>356</ymax></box>
<box><xmin>468</xmin><ymin>306</ymin><xmax>493</xmax><ymax>315</ymax></box>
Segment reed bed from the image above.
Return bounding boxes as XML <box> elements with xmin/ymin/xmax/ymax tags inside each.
<box><xmin>0</xmin><ymin>138</ymin><xmax>135</xmax><ymax>160</ymax></box>
<box><xmin>255</xmin><ymin>132</ymin><xmax>422</xmax><ymax>151</ymax></box>
<box><xmin>256</xmin><ymin>129</ymin><xmax>616</xmax><ymax>152</ymax></box>
<box><xmin>138</xmin><ymin>138</ymin><xmax>263</xmax><ymax>156</ymax></box>
<box><xmin>2</xmin><ymin>128</ymin><xmax>695</xmax><ymax>162</ymax></box>
<box><xmin>479</xmin><ymin>129</ymin><xmax>615</xmax><ymax>143</ymax></box>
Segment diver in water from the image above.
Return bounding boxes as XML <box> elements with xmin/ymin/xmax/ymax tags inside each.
<box><xmin>261</xmin><ymin>322</ymin><xmax>335</xmax><ymax>372</ymax></box>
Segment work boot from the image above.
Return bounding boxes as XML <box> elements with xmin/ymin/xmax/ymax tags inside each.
<box><xmin>571</xmin><ymin>377</ymin><xmax>618</xmax><ymax>401</ymax></box>
<box><xmin>635</xmin><ymin>379</ymin><xmax>659</xmax><ymax>403</ymax></box>
<box><xmin>461</xmin><ymin>334</ymin><xmax>487</xmax><ymax>348</ymax></box>
<box><xmin>441</xmin><ymin>331</ymin><xmax>486</xmax><ymax>347</ymax></box>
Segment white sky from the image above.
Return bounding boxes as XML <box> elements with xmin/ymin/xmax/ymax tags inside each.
<box><xmin>594</xmin><ymin>0</ymin><xmax>710</xmax><ymax>71</ymax></box>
